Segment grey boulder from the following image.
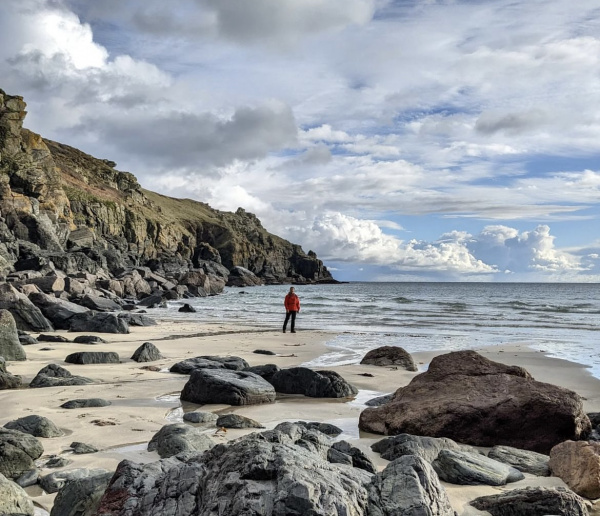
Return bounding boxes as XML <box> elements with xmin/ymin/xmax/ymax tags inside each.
<box><xmin>170</xmin><ymin>355</ymin><xmax>249</xmax><ymax>374</ymax></box>
<box><xmin>65</xmin><ymin>351</ymin><xmax>119</xmax><ymax>365</ymax></box>
<box><xmin>40</xmin><ymin>468</ymin><xmax>111</xmax><ymax>494</ymax></box>
<box><xmin>360</xmin><ymin>345</ymin><xmax>417</xmax><ymax>371</ymax></box>
<box><xmin>0</xmin><ymin>356</ymin><xmax>22</xmax><ymax>390</ymax></box>
<box><xmin>328</xmin><ymin>440</ymin><xmax>376</xmax><ymax>473</ymax></box>
<box><xmin>28</xmin><ymin>291</ymin><xmax>89</xmax><ymax>330</ymax></box>
<box><xmin>50</xmin><ymin>470</ymin><xmax>113</xmax><ymax>516</ymax></box>
<box><xmin>183</xmin><ymin>411</ymin><xmax>219</xmax><ymax>424</ymax></box>
<box><xmin>72</xmin><ymin>335</ymin><xmax>107</xmax><ymax>344</ymax></box>
<box><xmin>0</xmin><ymin>428</ymin><xmax>44</xmax><ymax>480</ymax></box>
<box><xmin>4</xmin><ymin>415</ymin><xmax>63</xmax><ymax>438</ymax></box>
<box><xmin>69</xmin><ymin>312</ymin><xmax>129</xmax><ymax>334</ymax></box>
<box><xmin>29</xmin><ymin>364</ymin><xmax>93</xmax><ymax>388</ymax></box>
<box><xmin>79</xmin><ymin>294</ymin><xmax>122</xmax><ymax>312</ymax></box>
<box><xmin>131</xmin><ymin>342</ymin><xmax>162</xmax><ymax>362</ymax></box>
<box><xmin>270</xmin><ymin>367</ymin><xmax>358</xmax><ymax>398</ymax></box>
<box><xmin>0</xmin><ymin>309</ymin><xmax>26</xmax><ymax>361</ymax></box>
<box><xmin>216</xmin><ymin>414</ymin><xmax>264</xmax><ymax>429</ymax></box>
<box><xmin>371</xmin><ymin>433</ymin><xmax>480</xmax><ymax>463</ymax></box>
<box><xmin>0</xmin><ymin>283</ymin><xmax>52</xmax><ymax>332</ymax></box>
<box><xmin>60</xmin><ymin>398</ymin><xmax>111</xmax><ymax>409</ymax></box>
<box><xmin>147</xmin><ymin>423</ymin><xmax>215</xmax><ymax>458</ymax></box>
<box><xmin>488</xmin><ymin>445</ymin><xmax>550</xmax><ymax>476</ymax></box>
<box><xmin>0</xmin><ymin>471</ymin><xmax>34</xmax><ymax>516</ymax></box>
<box><xmin>70</xmin><ymin>441</ymin><xmax>99</xmax><ymax>454</ymax></box>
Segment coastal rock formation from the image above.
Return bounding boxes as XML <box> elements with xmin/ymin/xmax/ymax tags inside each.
<box><xmin>182</xmin><ymin>411</ymin><xmax>218</xmax><ymax>424</ymax></box>
<box><xmin>328</xmin><ymin>441</ymin><xmax>376</xmax><ymax>473</ymax></box>
<box><xmin>549</xmin><ymin>440</ymin><xmax>600</xmax><ymax>499</ymax></box>
<box><xmin>245</xmin><ymin>363</ymin><xmax>280</xmax><ymax>383</ymax></box>
<box><xmin>0</xmin><ymin>309</ymin><xmax>26</xmax><ymax>360</ymax></box>
<box><xmin>50</xmin><ymin>471</ymin><xmax>113</xmax><ymax>516</ymax></box>
<box><xmin>0</xmin><ymin>284</ymin><xmax>52</xmax><ymax>332</ymax></box>
<box><xmin>227</xmin><ymin>266</ymin><xmax>263</xmax><ymax>287</ymax></box>
<box><xmin>148</xmin><ymin>424</ymin><xmax>215</xmax><ymax>458</ymax></box>
<box><xmin>360</xmin><ymin>345</ymin><xmax>417</xmax><ymax>371</ymax></box>
<box><xmin>29</xmin><ymin>364</ymin><xmax>93</xmax><ymax>388</ymax></box>
<box><xmin>488</xmin><ymin>445</ymin><xmax>550</xmax><ymax>476</ymax></box>
<box><xmin>0</xmin><ymin>472</ymin><xmax>34</xmax><ymax>516</ymax></box>
<box><xmin>359</xmin><ymin>350</ymin><xmax>591</xmax><ymax>453</ymax></box>
<box><xmin>131</xmin><ymin>341</ymin><xmax>163</xmax><ymax>362</ymax></box>
<box><xmin>4</xmin><ymin>415</ymin><xmax>63</xmax><ymax>438</ymax></box>
<box><xmin>0</xmin><ymin>428</ymin><xmax>44</xmax><ymax>480</ymax></box>
<box><xmin>269</xmin><ymin>367</ymin><xmax>359</xmax><ymax>398</ymax></box>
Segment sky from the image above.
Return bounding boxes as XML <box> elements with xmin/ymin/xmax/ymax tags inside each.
<box><xmin>1</xmin><ymin>0</ymin><xmax>600</xmax><ymax>282</ymax></box>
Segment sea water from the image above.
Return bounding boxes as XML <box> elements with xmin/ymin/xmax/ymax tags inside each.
<box><xmin>148</xmin><ymin>282</ymin><xmax>600</xmax><ymax>378</ymax></box>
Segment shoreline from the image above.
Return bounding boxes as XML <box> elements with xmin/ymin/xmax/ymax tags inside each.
<box><xmin>2</xmin><ymin>320</ymin><xmax>600</xmax><ymax>514</ymax></box>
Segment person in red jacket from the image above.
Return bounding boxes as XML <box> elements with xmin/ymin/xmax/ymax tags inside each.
<box><xmin>283</xmin><ymin>286</ymin><xmax>300</xmax><ymax>333</ymax></box>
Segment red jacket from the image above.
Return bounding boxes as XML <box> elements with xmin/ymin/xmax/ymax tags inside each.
<box><xmin>284</xmin><ymin>293</ymin><xmax>300</xmax><ymax>312</ymax></box>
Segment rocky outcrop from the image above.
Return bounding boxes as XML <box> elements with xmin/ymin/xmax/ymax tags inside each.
<box><xmin>359</xmin><ymin>350</ymin><xmax>591</xmax><ymax>453</ymax></box>
<box><xmin>549</xmin><ymin>440</ymin><xmax>600</xmax><ymax>499</ymax></box>
<box><xmin>360</xmin><ymin>345</ymin><xmax>417</xmax><ymax>371</ymax></box>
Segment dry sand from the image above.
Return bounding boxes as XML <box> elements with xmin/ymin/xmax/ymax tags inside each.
<box><xmin>2</xmin><ymin>319</ymin><xmax>600</xmax><ymax>514</ymax></box>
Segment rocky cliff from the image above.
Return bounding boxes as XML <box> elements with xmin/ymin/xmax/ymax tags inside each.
<box><xmin>0</xmin><ymin>88</ymin><xmax>334</xmax><ymax>286</ymax></box>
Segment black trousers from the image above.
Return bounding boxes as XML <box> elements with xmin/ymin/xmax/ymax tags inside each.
<box><xmin>283</xmin><ymin>311</ymin><xmax>297</xmax><ymax>332</ymax></box>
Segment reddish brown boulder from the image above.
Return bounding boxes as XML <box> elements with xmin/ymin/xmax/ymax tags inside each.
<box><xmin>359</xmin><ymin>350</ymin><xmax>590</xmax><ymax>453</ymax></box>
<box><xmin>360</xmin><ymin>346</ymin><xmax>417</xmax><ymax>371</ymax></box>
<box><xmin>549</xmin><ymin>441</ymin><xmax>600</xmax><ymax>499</ymax></box>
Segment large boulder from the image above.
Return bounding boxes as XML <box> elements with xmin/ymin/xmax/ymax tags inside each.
<box><xmin>69</xmin><ymin>312</ymin><xmax>129</xmax><ymax>334</ymax></box>
<box><xmin>360</xmin><ymin>345</ymin><xmax>417</xmax><ymax>371</ymax></box>
<box><xmin>0</xmin><ymin>309</ymin><xmax>26</xmax><ymax>361</ymax></box>
<box><xmin>0</xmin><ymin>356</ymin><xmax>22</xmax><ymax>389</ymax></box>
<box><xmin>40</xmin><ymin>468</ymin><xmax>111</xmax><ymax>494</ymax></box>
<box><xmin>117</xmin><ymin>312</ymin><xmax>157</xmax><ymax>327</ymax></box>
<box><xmin>549</xmin><ymin>440</ymin><xmax>600</xmax><ymax>499</ymax></box>
<box><xmin>270</xmin><ymin>367</ymin><xmax>358</xmax><ymax>398</ymax></box>
<box><xmin>366</xmin><ymin>455</ymin><xmax>455</xmax><ymax>516</ymax></box>
<box><xmin>148</xmin><ymin>424</ymin><xmax>215</xmax><ymax>458</ymax></box>
<box><xmin>371</xmin><ymin>433</ymin><xmax>479</xmax><ymax>463</ymax></box>
<box><xmin>96</xmin><ymin>423</ymin><xmax>372</xmax><ymax>516</ymax></box>
<box><xmin>131</xmin><ymin>342</ymin><xmax>162</xmax><ymax>362</ymax></box>
<box><xmin>359</xmin><ymin>350</ymin><xmax>591</xmax><ymax>453</ymax></box>
<box><xmin>4</xmin><ymin>415</ymin><xmax>63</xmax><ymax>438</ymax></box>
<box><xmin>0</xmin><ymin>428</ymin><xmax>44</xmax><ymax>480</ymax></box>
<box><xmin>28</xmin><ymin>291</ymin><xmax>89</xmax><ymax>329</ymax></box>
<box><xmin>0</xmin><ymin>283</ymin><xmax>52</xmax><ymax>331</ymax></box>
<box><xmin>181</xmin><ymin>369</ymin><xmax>276</xmax><ymax>406</ymax></box>
<box><xmin>65</xmin><ymin>351</ymin><xmax>120</xmax><ymax>365</ymax></box>
<box><xmin>50</xmin><ymin>470</ymin><xmax>113</xmax><ymax>516</ymax></box>
<box><xmin>29</xmin><ymin>364</ymin><xmax>94</xmax><ymax>388</ymax></box>
<box><xmin>488</xmin><ymin>445</ymin><xmax>550</xmax><ymax>476</ymax></box>
<box><xmin>0</xmin><ymin>471</ymin><xmax>34</xmax><ymax>516</ymax></box>
<box><xmin>170</xmin><ymin>355</ymin><xmax>249</xmax><ymax>374</ymax></box>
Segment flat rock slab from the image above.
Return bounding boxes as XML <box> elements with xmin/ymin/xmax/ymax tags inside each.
<box><xmin>29</xmin><ymin>364</ymin><xmax>93</xmax><ymax>388</ymax></box>
<box><xmin>4</xmin><ymin>415</ymin><xmax>63</xmax><ymax>438</ymax></box>
<box><xmin>270</xmin><ymin>367</ymin><xmax>358</xmax><ymax>398</ymax></box>
<box><xmin>489</xmin><ymin>445</ymin><xmax>550</xmax><ymax>476</ymax></box>
<box><xmin>65</xmin><ymin>352</ymin><xmax>120</xmax><ymax>365</ymax></box>
<box><xmin>148</xmin><ymin>423</ymin><xmax>215</xmax><ymax>458</ymax></box>
<box><xmin>432</xmin><ymin>449</ymin><xmax>524</xmax><ymax>486</ymax></box>
<box><xmin>181</xmin><ymin>369</ymin><xmax>276</xmax><ymax>406</ymax></box>
<box><xmin>60</xmin><ymin>398</ymin><xmax>111</xmax><ymax>409</ymax></box>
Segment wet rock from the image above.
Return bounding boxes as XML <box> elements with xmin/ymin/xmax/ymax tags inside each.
<box><xmin>432</xmin><ymin>449</ymin><xmax>524</xmax><ymax>486</ymax></box>
<box><xmin>360</xmin><ymin>345</ymin><xmax>417</xmax><ymax>371</ymax></box>
<box><xmin>72</xmin><ymin>335</ymin><xmax>107</xmax><ymax>344</ymax></box>
<box><xmin>50</xmin><ymin>470</ymin><xmax>113</xmax><ymax>516</ymax></box>
<box><xmin>4</xmin><ymin>415</ymin><xmax>63</xmax><ymax>438</ymax></box>
<box><xmin>359</xmin><ymin>350</ymin><xmax>591</xmax><ymax>453</ymax></box>
<box><xmin>371</xmin><ymin>433</ymin><xmax>480</xmax><ymax>463</ymax></box>
<box><xmin>0</xmin><ymin>428</ymin><xmax>44</xmax><ymax>480</ymax></box>
<box><xmin>181</xmin><ymin>368</ymin><xmax>276</xmax><ymax>406</ymax></box>
<box><xmin>170</xmin><ymin>355</ymin><xmax>249</xmax><ymax>374</ymax></box>
<box><xmin>183</xmin><ymin>411</ymin><xmax>219</xmax><ymax>424</ymax></box>
<box><xmin>270</xmin><ymin>367</ymin><xmax>358</xmax><ymax>398</ymax></box>
<box><xmin>470</xmin><ymin>486</ymin><xmax>590</xmax><ymax>516</ymax></box>
<box><xmin>178</xmin><ymin>303</ymin><xmax>196</xmax><ymax>313</ymax></box>
<box><xmin>0</xmin><ymin>471</ymin><xmax>34</xmax><ymax>516</ymax></box>
<box><xmin>549</xmin><ymin>440</ymin><xmax>600</xmax><ymax>499</ymax></box>
<box><xmin>0</xmin><ymin>309</ymin><xmax>26</xmax><ymax>361</ymax></box>
<box><xmin>295</xmin><ymin>421</ymin><xmax>343</xmax><ymax>436</ymax></box>
<box><xmin>131</xmin><ymin>342</ymin><xmax>162</xmax><ymax>362</ymax></box>
<box><xmin>366</xmin><ymin>455</ymin><xmax>455</xmax><ymax>516</ymax></box>
<box><xmin>0</xmin><ymin>282</ymin><xmax>53</xmax><ymax>332</ymax></box>
<box><xmin>65</xmin><ymin>351</ymin><xmax>119</xmax><ymax>365</ymax></box>
<box><xmin>29</xmin><ymin>364</ymin><xmax>93</xmax><ymax>388</ymax></box>
<box><xmin>60</xmin><ymin>398</ymin><xmax>111</xmax><ymax>409</ymax></box>
<box><xmin>69</xmin><ymin>312</ymin><xmax>129</xmax><ymax>333</ymax></box>
<box><xmin>488</xmin><ymin>445</ymin><xmax>550</xmax><ymax>476</ymax></box>
<box><xmin>216</xmin><ymin>414</ymin><xmax>264</xmax><ymax>429</ymax></box>
<box><xmin>40</xmin><ymin>468</ymin><xmax>111</xmax><ymax>494</ymax></box>
<box><xmin>70</xmin><ymin>442</ymin><xmax>99</xmax><ymax>454</ymax></box>
<box><xmin>148</xmin><ymin>423</ymin><xmax>215</xmax><ymax>458</ymax></box>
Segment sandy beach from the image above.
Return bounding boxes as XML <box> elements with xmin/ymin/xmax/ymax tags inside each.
<box><xmin>3</xmin><ymin>320</ymin><xmax>600</xmax><ymax>515</ymax></box>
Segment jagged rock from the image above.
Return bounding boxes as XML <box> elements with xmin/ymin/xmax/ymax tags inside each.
<box><xmin>270</xmin><ymin>367</ymin><xmax>358</xmax><ymax>398</ymax></box>
<box><xmin>360</xmin><ymin>345</ymin><xmax>417</xmax><ymax>371</ymax></box>
<box><xmin>40</xmin><ymin>468</ymin><xmax>111</xmax><ymax>494</ymax></box>
<box><xmin>69</xmin><ymin>312</ymin><xmax>129</xmax><ymax>333</ymax></box>
<box><xmin>0</xmin><ymin>356</ymin><xmax>22</xmax><ymax>389</ymax></box>
<box><xmin>16</xmin><ymin>468</ymin><xmax>40</xmax><ymax>487</ymax></box>
<box><xmin>371</xmin><ymin>433</ymin><xmax>480</xmax><ymax>463</ymax></box>
<box><xmin>178</xmin><ymin>303</ymin><xmax>196</xmax><ymax>313</ymax></box>
<box><xmin>29</xmin><ymin>364</ymin><xmax>93</xmax><ymax>388</ymax></box>
<box><xmin>470</xmin><ymin>486</ymin><xmax>590</xmax><ymax>515</ymax></box>
<box><xmin>137</xmin><ymin>292</ymin><xmax>164</xmax><ymax>308</ymax></box>
<box><xmin>328</xmin><ymin>441</ymin><xmax>376</xmax><ymax>473</ymax></box>
<box><xmin>359</xmin><ymin>350</ymin><xmax>591</xmax><ymax>453</ymax></box>
<box><xmin>131</xmin><ymin>342</ymin><xmax>162</xmax><ymax>362</ymax></box>
<box><xmin>70</xmin><ymin>442</ymin><xmax>99</xmax><ymax>454</ymax></box>
<box><xmin>38</xmin><ymin>334</ymin><xmax>70</xmax><ymax>342</ymax></box>
<box><xmin>183</xmin><ymin>411</ymin><xmax>219</xmax><ymax>424</ymax></box>
<box><xmin>28</xmin><ymin>291</ymin><xmax>89</xmax><ymax>329</ymax></box>
<box><xmin>0</xmin><ymin>428</ymin><xmax>44</xmax><ymax>480</ymax></box>
<box><xmin>170</xmin><ymin>355</ymin><xmax>249</xmax><ymax>374</ymax></box>
<box><xmin>96</xmin><ymin>423</ymin><xmax>370</xmax><ymax>516</ymax></box>
<box><xmin>226</xmin><ymin>266</ymin><xmax>263</xmax><ymax>287</ymax></box>
<box><xmin>244</xmin><ymin>363</ymin><xmax>280</xmax><ymax>382</ymax></box>
<box><xmin>73</xmin><ymin>335</ymin><xmax>107</xmax><ymax>344</ymax></box>
<box><xmin>549</xmin><ymin>440</ymin><xmax>600</xmax><ymax>498</ymax></box>
<box><xmin>488</xmin><ymin>445</ymin><xmax>550</xmax><ymax>476</ymax></box>
<box><xmin>65</xmin><ymin>351</ymin><xmax>119</xmax><ymax>365</ymax></box>
<box><xmin>0</xmin><ymin>283</ymin><xmax>53</xmax><ymax>331</ymax></box>
<box><xmin>18</xmin><ymin>333</ymin><xmax>38</xmax><ymax>345</ymax></box>
<box><xmin>295</xmin><ymin>421</ymin><xmax>343</xmax><ymax>436</ymax></box>
<box><xmin>216</xmin><ymin>414</ymin><xmax>264</xmax><ymax>429</ymax></box>
<box><xmin>147</xmin><ymin>423</ymin><xmax>215</xmax><ymax>458</ymax></box>
<box><xmin>0</xmin><ymin>471</ymin><xmax>34</xmax><ymax>516</ymax></box>
<box><xmin>60</xmin><ymin>398</ymin><xmax>111</xmax><ymax>409</ymax></box>
<box><xmin>0</xmin><ymin>309</ymin><xmax>26</xmax><ymax>361</ymax></box>
<box><xmin>117</xmin><ymin>312</ymin><xmax>157</xmax><ymax>326</ymax></box>
<box><xmin>50</xmin><ymin>470</ymin><xmax>113</xmax><ymax>516</ymax></box>
<box><xmin>79</xmin><ymin>294</ymin><xmax>122</xmax><ymax>312</ymax></box>
<box><xmin>254</xmin><ymin>349</ymin><xmax>276</xmax><ymax>355</ymax></box>
<box><xmin>4</xmin><ymin>415</ymin><xmax>63</xmax><ymax>438</ymax></box>
<box><xmin>26</xmin><ymin>275</ymin><xmax>65</xmax><ymax>294</ymax></box>
<box><xmin>365</xmin><ymin>394</ymin><xmax>393</xmax><ymax>407</ymax></box>
<box><xmin>367</xmin><ymin>455</ymin><xmax>455</xmax><ymax>516</ymax></box>
<box><xmin>181</xmin><ymin>368</ymin><xmax>276</xmax><ymax>405</ymax></box>
<box><xmin>432</xmin><ymin>449</ymin><xmax>525</xmax><ymax>486</ymax></box>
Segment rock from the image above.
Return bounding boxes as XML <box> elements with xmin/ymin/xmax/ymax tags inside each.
<box><xmin>0</xmin><ymin>283</ymin><xmax>53</xmax><ymax>332</ymax></box>
<box><xmin>69</xmin><ymin>312</ymin><xmax>129</xmax><ymax>333</ymax></box>
<box><xmin>117</xmin><ymin>312</ymin><xmax>157</xmax><ymax>327</ymax></box>
<box><xmin>40</xmin><ymin>468</ymin><xmax>110</xmax><ymax>494</ymax></box>
<box><xmin>16</xmin><ymin>468</ymin><xmax>40</xmax><ymax>487</ymax></box>
<box><xmin>367</xmin><ymin>455</ymin><xmax>455</xmax><ymax>516</ymax></box>
<box><xmin>96</xmin><ymin>423</ymin><xmax>371</xmax><ymax>516</ymax></box>
<box><xmin>371</xmin><ymin>433</ymin><xmax>479</xmax><ymax>463</ymax></box>
<box><xmin>359</xmin><ymin>350</ymin><xmax>591</xmax><ymax>453</ymax></box>
<box><xmin>0</xmin><ymin>428</ymin><xmax>44</xmax><ymax>480</ymax></box>
<box><xmin>295</xmin><ymin>421</ymin><xmax>343</xmax><ymax>436</ymax></box>
<box><xmin>72</xmin><ymin>335</ymin><xmax>107</xmax><ymax>344</ymax></box>
<box><xmin>0</xmin><ymin>471</ymin><xmax>34</xmax><ymax>516</ymax></box>
<box><xmin>182</xmin><ymin>411</ymin><xmax>219</xmax><ymax>424</ymax></box>
<box><xmin>50</xmin><ymin>470</ymin><xmax>113</xmax><ymax>516</ymax></box>
<box><xmin>79</xmin><ymin>294</ymin><xmax>122</xmax><ymax>312</ymax></box>
<box><xmin>216</xmin><ymin>414</ymin><xmax>264</xmax><ymax>429</ymax></box>
<box><xmin>38</xmin><ymin>334</ymin><xmax>70</xmax><ymax>342</ymax></box>
<box><xmin>328</xmin><ymin>440</ymin><xmax>376</xmax><ymax>473</ymax></box>
<box><xmin>131</xmin><ymin>342</ymin><xmax>162</xmax><ymax>362</ymax></box>
<box><xmin>470</xmin><ymin>486</ymin><xmax>590</xmax><ymax>516</ymax></box>
<box><xmin>70</xmin><ymin>442</ymin><xmax>99</xmax><ymax>454</ymax></box>
<box><xmin>29</xmin><ymin>364</ymin><xmax>93</xmax><ymax>388</ymax></box>
<box><xmin>60</xmin><ymin>398</ymin><xmax>111</xmax><ymax>409</ymax></box>
<box><xmin>360</xmin><ymin>345</ymin><xmax>417</xmax><ymax>371</ymax></box>
<box><xmin>28</xmin><ymin>291</ymin><xmax>89</xmax><ymax>329</ymax></box>
<box><xmin>253</xmin><ymin>349</ymin><xmax>276</xmax><ymax>355</ymax></box>
<box><xmin>0</xmin><ymin>309</ymin><xmax>26</xmax><ymax>360</ymax></box>
<box><xmin>0</xmin><ymin>356</ymin><xmax>22</xmax><ymax>389</ymax></box>
<box><xmin>226</xmin><ymin>266</ymin><xmax>263</xmax><ymax>287</ymax></box>
<box><xmin>365</xmin><ymin>394</ymin><xmax>393</xmax><ymax>407</ymax></box>
<box><xmin>432</xmin><ymin>449</ymin><xmax>524</xmax><ymax>486</ymax></box>
<box><xmin>137</xmin><ymin>292</ymin><xmax>164</xmax><ymax>308</ymax></box>
<box><xmin>45</xmin><ymin>456</ymin><xmax>72</xmax><ymax>468</ymax></box>
<box><xmin>244</xmin><ymin>363</ymin><xmax>280</xmax><ymax>382</ymax></box>
<box><xmin>270</xmin><ymin>367</ymin><xmax>358</xmax><ymax>398</ymax></box>
<box><xmin>488</xmin><ymin>445</ymin><xmax>550</xmax><ymax>476</ymax></box>
<box><xmin>26</xmin><ymin>275</ymin><xmax>65</xmax><ymax>294</ymax></box>
<box><xmin>18</xmin><ymin>333</ymin><xmax>38</xmax><ymax>345</ymax></box>
<box><xmin>170</xmin><ymin>355</ymin><xmax>249</xmax><ymax>374</ymax></box>
<box><xmin>4</xmin><ymin>415</ymin><xmax>63</xmax><ymax>438</ymax></box>
<box><xmin>147</xmin><ymin>423</ymin><xmax>215</xmax><ymax>458</ymax></box>
<box><xmin>181</xmin><ymin>368</ymin><xmax>276</xmax><ymax>406</ymax></box>
<box><xmin>178</xmin><ymin>303</ymin><xmax>196</xmax><ymax>313</ymax></box>
<box><xmin>549</xmin><ymin>440</ymin><xmax>600</xmax><ymax>498</ymax></box>
<box><xmin>65</xmin><ymin>351</ymin><xmax>119</xmax><ymax>365</ymax></box>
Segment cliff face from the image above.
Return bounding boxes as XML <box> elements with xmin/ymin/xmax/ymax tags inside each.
<box><xmin>0</xmin><ymin>89</ymin><xmax>333</xmax><ymax>285</ymax></box>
